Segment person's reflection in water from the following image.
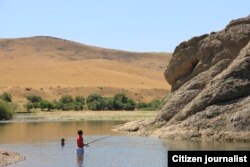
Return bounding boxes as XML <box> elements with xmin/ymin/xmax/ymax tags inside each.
<box><xmin>77</xmin><ymin>154</ymin><xmax>84</xmax><ymax>167</ymax></box>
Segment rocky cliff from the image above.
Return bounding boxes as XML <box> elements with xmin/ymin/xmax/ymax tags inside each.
<box><xmin>118</xmin><ymin>16</ymin><xmax>250</xmax><ymax>142</ymax></box>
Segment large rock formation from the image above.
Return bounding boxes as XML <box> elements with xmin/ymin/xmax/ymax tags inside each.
<box><xmin>118</xmin><ymin>16</ymin><xmax>250</xmax><ymax>142</ymax></box>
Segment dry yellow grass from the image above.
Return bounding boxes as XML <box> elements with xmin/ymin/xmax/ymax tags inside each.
<box><xmin>14</xmin><ymin>110</ymin><xmax>158</xmax><ymax>121</ymax></box>
<box><xmin>0</xmin><ymin>36</ymin><xmax>171</xmax><ymax>103</ymax></box>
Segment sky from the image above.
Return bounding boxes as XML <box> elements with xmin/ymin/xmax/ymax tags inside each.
<box><xmin>0</xmin><ymin>0</ymin><xmax>249</xmax><ymax>52</ymax></box>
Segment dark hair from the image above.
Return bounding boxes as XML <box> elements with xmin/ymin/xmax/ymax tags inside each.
<box><xmin>78</xmin><ymin>130</ymin><xmax>83</xmax><ymax>135</ymax></box>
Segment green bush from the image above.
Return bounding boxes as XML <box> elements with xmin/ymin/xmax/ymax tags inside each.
<box><xmin>73</xmin><ymin>102</ymin><xmax>84</xmax><ymax>111</ymax></box>
<box><xmin>136</xmin><ymin>102</ymin><xmax>148</xmax><ymax>110</ymax></box>
<box><xmin>74</xmin><ymin>96</ymin><xmax>85</xmax><ymax>111</ymax></box>
<box><xmin>113</xmin><ymin>93</ymin><xmax>126</xmax><ymax>110</ymax></box>
<box><xmin>136</xmin><ymin>99</ymin><xmax>163</xmax><ymax>111</ymax></box>
<box><xmin>61</xmin><ymin>103</ymin><xmax>74</xmax><ymax>111</ymax></box>
<box><xmin>23</xmin><ymin>93</ymin><xmax>162</xmax><ymax>112</ymax></box>
<box><xmin>148</xmin><ymin>99</ymin><xmax>162</xmax><ymax>110</ymax></box>
<box><xmin>123</xmin><ymin>99</ymin><xmax>136</xmax><ymax>110</ymax></box>
<box><xmin>24</xmin><ymin>103</ymin><xmax>33</xmax><ymax>112</ymax></box>
<box><xmin>113</xmin><ymin>93</ymin><xmax>135</xmax><ymax>110</ymax></box>
<box><xmin>27</xmin><ymin>95</ymin><xmax>42</xmax><ymax>103</ymax></box>
<box><xmin>0</xmin><ymin>99</ymin><xmax>13</xmax><ymax>120</ymax></box>
<box><xmin>103</xmin><ymin>97</ymin><xmax>114</xmax><ymax>110</ymax></box>
<box><xmin>75</xmin><ymin>96</ymin><xmax>85</xmax><ymax>104</ymax></box>
<box><xmin>59</xmin><ymin>95</ymin><xmax>74</xmax><ymax>104</ymax></box>
<box><xmin>51</xmin><ymin>100</ymin><xmax>62</xmax><ymax>110</ymax></box>
<box><xmin>32</xmin><ymin>102</ymin><xmax>40</xmax><ymax>109</ymax></box>
<box><xmin>86</xmin><ymin>94</ymin><xmax>105</xmax><ymax>111</ymax></box>
<box><xmin>40</xmin><ymin>100</ymin><xmax>52</xmax><ymax>111</ymax></box>
<box><xmin>0</xmin><ymin>92</ymin><xmax>12</xmax><ymax>102</ymax></box>
<box><xmin>24</xmin><ymin>95</ymin><xmax>86</xmax><ymax>111</ymax></box>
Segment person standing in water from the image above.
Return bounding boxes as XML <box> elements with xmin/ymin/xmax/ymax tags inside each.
<box><xmin>61</xmin><ymin>138</ymin><xmax>65</xmax><ymax>147</ymax></box>
<box><xmin>76</xmin><ymin>130</ymin><xmax>88</xmax><ymax>155</ymax></box>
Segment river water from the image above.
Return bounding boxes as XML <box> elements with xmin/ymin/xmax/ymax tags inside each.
<box><xmin>0</xmin><ymin>121</ymin><xmax>249</xmax><ymax>167</ymax></box>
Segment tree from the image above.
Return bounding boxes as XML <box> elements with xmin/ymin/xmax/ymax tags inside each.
<box><xmin>148</xmin><ymin>99</ymin><xmax>162</xmax><ymax>110</ymax></box>
<box><xmin>103</xmin><ymin>97</ymin><xmax>114</xmax><ymax>110</ymax></box>
<box><xmin>59</xmin><ymin>95</ymin><xmax>74</xmax><ymax>104</ymax></box>
<box><xmin>136</xmin><ymin>102</ymin><xmax>148</xmax><ymax>110</ymax></box>
<box><xmin>75</xmin><ymin>96</ymin><xmax>85</xmax><ymax>104</ymax></box>
<box><xmin>113</xmin><ymin>93</ymin><xmax>127</xmax><ymax>110</ymax></box>
<box><xmin>40</xmin><ymin>100</ymin><xmax>52</xmax><ymax>111</ymax></box>
<box><xmin>47</xmin><ymin>102</ymin><xmax>53</xmax><ymax>111</ymax></box>
<box><xmin>27</xmin><ymin>95</ymin><xmax>42</xmax><ymax>103</ymax></box>
<box><xmin>86</xmin><ymin>94</ymin><xmax>105</xmax><ymax>111</ymax></box>
<box><xmin>61</xmin><ymin>103</ymin><xmax>74</xmax><ymax>111</ymax></box>
<box><xmin>24</xmin><ymin>103</ymin><xmax>33</xmax><ymax>112</ymax></box>
<box><xmin>74</xmin><ymin>96</ymin><xmax>85</xmax><ymax>111</ymax></box>
<box><xmin>113</xmin><ymin>93</ymin><xmax>135</xmax><ymax>110</ymax></box>
<box><xmin>136</xmin><ymin>99</ymin><xmax>163</xmax><ymax>111</ymax></box>
<box><xmin>124</xmin><ymin>99</ymin><xmax>136</xmax><ymax>110</ymax></box>
<box><xmin>73</xmin><ymin>102</ymin><xmax>84</xmax><ymax>111</ymax></box>
<box><xmin>51</xmin><ymin>100</ymin><xmax>62</xmax><ymax>110</ymax></box>
<box><xmin>0</xmin><ymin>99</ymin><xmax>13</xmax><ymax>120</ymax></box>
<box><xmin>0</xmin><ymin>92</ymin><xmax>12</xmax><ymax>102</ymax></box>
<box><xmin>32</xmin><ymin>102</ymin><xmax>40</xmax><ymax>109</ymax></box>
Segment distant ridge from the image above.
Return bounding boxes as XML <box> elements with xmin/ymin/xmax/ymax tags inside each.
<box><xmin>0</xmin><ymin>36</ymin><xmax>171</xmax><ymax>103</ymax></box>
<box><xmin>0</xmin><ymin>36</ymin><xmax>170</xmax><ymax>62</ymax></box>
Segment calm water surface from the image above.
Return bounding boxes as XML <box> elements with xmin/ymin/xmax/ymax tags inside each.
<box><xmin>0</xmin><ymin>121</ymin><xmax>249</xmax><ymax>167</ymax></box>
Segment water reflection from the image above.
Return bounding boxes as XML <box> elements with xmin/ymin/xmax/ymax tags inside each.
<box><xmin>163</xmin><ymin>139</ymin><xmax>250</xmax><ymax>150</ymax></box>
<box><xmin>0</xmin><ymin>121</ymin><xmax>249</xmax><ymax>167</ymax></box>
<box><xmin>2</xmin><ymin>136</ymin><xmax>168</xmax><ymax>167</ymax></box>
<box><xmin>77</xmin><ymin>155</ymin><xmax>84</xmax><ymax>167</ymax></box>
<box><xmin>0</xmin><ymin>121</ymin><xmax>123</xmax><ymax>144</ymax></box>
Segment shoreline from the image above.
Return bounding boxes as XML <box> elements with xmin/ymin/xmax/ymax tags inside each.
<box><xmin>9</xmin><ymin>110</ymin><xmax>158</xmax><ymax>122</ymax></box>
<box><xmin>0</xmin><ymin>149</ymin><xmax>25</xmax><ymax>167</ymax></box>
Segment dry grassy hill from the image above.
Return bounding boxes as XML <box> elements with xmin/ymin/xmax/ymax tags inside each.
<box><xmin>0</xmin><ymin>36</ymin><xmax>171</xmax><ymax>104</ymax></box>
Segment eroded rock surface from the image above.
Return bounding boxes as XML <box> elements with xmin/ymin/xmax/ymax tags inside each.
<box><xmin>118</xmin><ymin>16</ymin><xmax>250</xmax><ymax>142</ymax></box>
<box><xmin>0</xmin><ymin>149</ymin><xmax>24</xmax><ymax>167</ymax></box>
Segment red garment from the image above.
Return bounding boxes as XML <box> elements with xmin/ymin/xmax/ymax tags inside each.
<box><xmin>77</xmin><ymin>136</ymin><xmax>84</xmax><ymax>148</ymax></box>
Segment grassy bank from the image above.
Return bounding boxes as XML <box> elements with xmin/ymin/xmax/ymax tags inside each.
<box><xmin>13</xmin><ymin>110</ymin><xmax>158</xmax><ymax>122</ymax></box>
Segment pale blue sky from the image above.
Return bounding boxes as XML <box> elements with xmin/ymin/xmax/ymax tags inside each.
<box><xmin>0</xmin><ymin>0</ymin><xmax>249</xmax><ymax>52</ymax></box>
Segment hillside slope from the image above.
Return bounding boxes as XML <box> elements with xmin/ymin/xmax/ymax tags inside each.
<box><xmin>0</xmin><ymin>36</ymin><xmax>171</xmax><ymax>103</ymax></box>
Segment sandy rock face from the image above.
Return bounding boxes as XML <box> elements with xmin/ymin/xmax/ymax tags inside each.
<box><xmin>118</xmin><ymin>16</ymin><xmax>250</xmax><ymax>141</ymax></box>
<box><xmin>155</xmin><ymin>16</ymin><xmax>250</xmax><ymax>141</ymax></box>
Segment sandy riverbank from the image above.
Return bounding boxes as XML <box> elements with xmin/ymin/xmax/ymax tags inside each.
<box><xmin>13</xmin><ymin>110</ymin><xmax>158</xmax><ymax>122</ymax></box>
<box><xmin>0</xmin><ymin>149</ymin><xmax>24</xmax><ymax>167</ymax></box>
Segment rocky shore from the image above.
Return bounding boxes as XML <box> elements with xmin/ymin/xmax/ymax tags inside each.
<box><xmin>0</xmin><ymin>149</ymin><xmax>24</xmax><ymax>167</ymax></box>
